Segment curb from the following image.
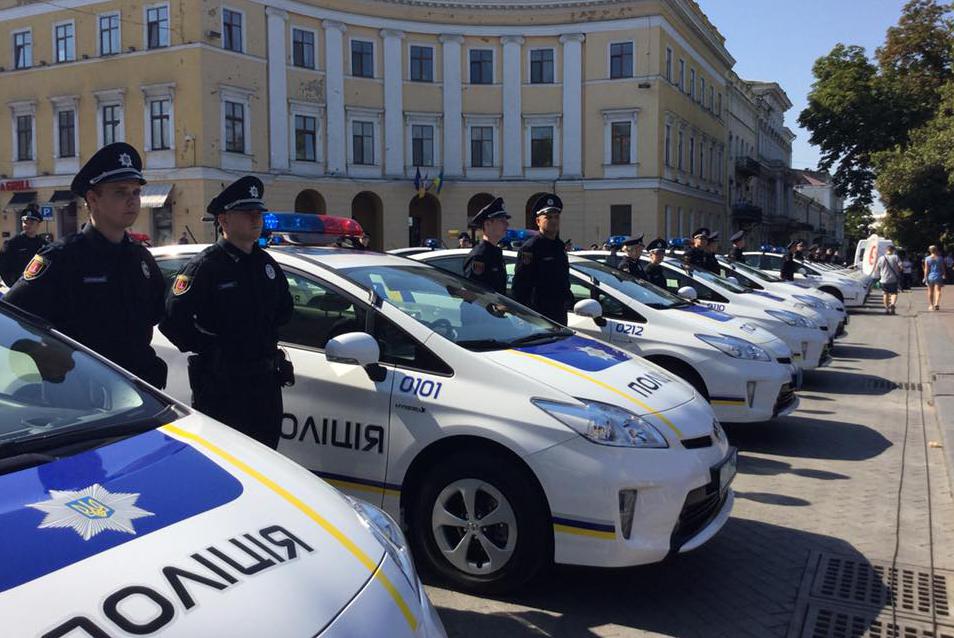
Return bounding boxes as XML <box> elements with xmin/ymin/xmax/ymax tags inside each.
<box><xmin>917</xmin><ymin>310</ymin><xmax>954</xmax><ymax>496</ymax></box>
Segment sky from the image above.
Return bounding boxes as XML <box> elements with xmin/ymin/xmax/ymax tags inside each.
<box><xmin>696</xmin><ymin>0</ymin><xmax>908</xmax><ymax>209</ymax></box>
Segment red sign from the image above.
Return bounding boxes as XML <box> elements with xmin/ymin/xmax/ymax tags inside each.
<box><xmin>0</xmin><ymin>180</ymin><xmax>31</xmax><ymax>192</ymax></box>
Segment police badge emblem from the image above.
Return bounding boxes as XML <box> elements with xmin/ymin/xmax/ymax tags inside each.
<box><xmin>28</xmin><ymin>484</ymin><xmax>154</xmax><ymax>541</ymax></box>
<box><xmin>472</xmin><ymin>260</ymin><xmax>485</xmax><ymax>275</ymax></box>
<box><xmin>172</xmin><ymin>274</ymin><xmax>192</xmax><ymax>296</ymax></box>
<box><xmin>23</xmin><ymin>255</ymin><xmax>49</xmax><ymax>280</ymax></box>
<box><xmin>265</xmin><ymin>264</ymin><xmax>276</xmax><ymax>280</ymax></box>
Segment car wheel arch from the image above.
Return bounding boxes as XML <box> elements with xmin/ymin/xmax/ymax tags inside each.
<box><xmin>644</xmin><ymin>354</ymin><xmax>709</xmax><ymax>400</ymax></box>
<box><xmin>818</xmin><ymin>286</ymin><xmax>844</xmax><ymax>301</ymax></box>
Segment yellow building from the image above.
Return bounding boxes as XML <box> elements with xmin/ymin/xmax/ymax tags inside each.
<box><xmin>0</xmin><ymin>0</ymin><xmax>734</xmax><ymax>250</ymax></box>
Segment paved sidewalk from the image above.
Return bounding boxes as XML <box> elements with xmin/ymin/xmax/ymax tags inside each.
<box><xmin>916</xmin><ymin>297</ymin><xmax>954</xmax><ymax>495</ymax></box>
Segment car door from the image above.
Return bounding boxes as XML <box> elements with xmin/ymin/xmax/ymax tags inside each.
<box><xmin>277</xmin><ymin>269</ymin><xmax>395</xmax><ymax>506</ymax></box>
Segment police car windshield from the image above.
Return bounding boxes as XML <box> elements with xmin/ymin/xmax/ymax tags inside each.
<box><xmin>342</xmin><ymin>265</ymin><xmax>568</xmax><ymax>351</ymax></box>
<box><xmin>0</xmin><ymin>305</ymin><xmax>170</xmax><ymax>458</ymax></box>
<box><xmin>690</xmin><ymin>267</ymin><xmax>750</xmax><ymax>293</ymax></box>
<box><xmin>571</xmin><ymin>261</ymin><xmax>687</xmax><ymax>309</ymax></box>
<box><xmin>729</xmin><ymin>260</ymin><xmax>783</xmax><ymax>283</ymax></box>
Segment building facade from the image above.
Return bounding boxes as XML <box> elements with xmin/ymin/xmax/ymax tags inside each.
<box><xmin>0</xmin><ymin>0</ymin><xmax>734</xmax><ymax>249</ymax></box>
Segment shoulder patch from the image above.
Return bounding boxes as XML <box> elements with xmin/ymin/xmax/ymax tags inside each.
<box><xmin>172</xmin><ymin>274</ymin><xmax>192</xmax><ymax>296</ymax></box>
<box><xmin>23</xmin><ymin>255</ymin><xmax>50</xmax><ymax>281</ymax></box>
<box><xmin>472</xmin><ymin>260</ymin><xmax>486</xmax><ymax>275</ymax></box>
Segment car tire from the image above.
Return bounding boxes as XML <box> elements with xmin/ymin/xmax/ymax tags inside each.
<box><xmin>407</xmin><ymin>451</ymin><xmax>551</xmax><ymax>594</ymax></box>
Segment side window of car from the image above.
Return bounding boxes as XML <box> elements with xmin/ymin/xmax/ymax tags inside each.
<box><xmin>280</xmin><ymin>271</ymin><xmax>367</xmax><ymax>350</ymax></box>
<box><xmin>569</xmin><ymin>280</ymin><xmax>643</xmax><ymax>322</ymax></box>
<box><xmin>371</xmin><ymin>314</ymin><xmax>452</xmax><ymax>375</ymax></box>
<box><xmin>430</xmin><ymin>257</ymin><xmax>466</xmax><ymax>277</ymax></box>
<box><xmin>665</xmin><ymin>270</ymin><xmax>722</xmax><ymax>302</ymax></box>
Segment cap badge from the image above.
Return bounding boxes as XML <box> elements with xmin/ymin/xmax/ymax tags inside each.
<box><xmin>546</xmin><ymin>198</ymin><xmax>554</xmax><ymax>206</ymax></box>
<box><xmin>249</xmin><ymin>185</ymin><xmax>259</xmax><ymax>199</ymax></box>
<box><xmin>118</xmin><ymin>153</ymin><xmax>133</xmax><ymax>168</ymax></box>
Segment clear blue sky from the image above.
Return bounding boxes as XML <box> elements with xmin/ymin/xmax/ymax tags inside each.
<box><xmin>696</xmin><ymin>0</ymin><xmax>906</xmax><ymax>174</ymax></box>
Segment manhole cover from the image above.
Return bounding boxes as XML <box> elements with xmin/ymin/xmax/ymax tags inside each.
<box><xmin>800</xmin><ymin>603</ymin><xmax>954</xmax><ymax>638</ymax></box>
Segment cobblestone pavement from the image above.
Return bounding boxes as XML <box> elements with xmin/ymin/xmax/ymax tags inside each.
<box><xmin>425</xmin><ymin>290</ymin><xmax>954</xmax><ymax>638</ymax></box>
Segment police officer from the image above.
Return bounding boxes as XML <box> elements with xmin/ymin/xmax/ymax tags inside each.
<box><xmin>780</xmin><ymin>240</ymin><xmax>802</xmax><ymax>281</ymax></box>
<box><xmin>0</xmin><ymin>206</ymin><xmax>48</xmax><ymax>286</ymax></box>
<box><xmin>618</xmin><ymin>235</ymin><xmax>647</xmax><ymax>279</ymax></box>
<box><xmin>703</xmin><ymin>230</ymin><xmax>721</xmax><ymax>274</ymax></box>
<box><xmin>728</xmin><ymin>230</ymin><xmax>746</xmax><ymax>262</ymax></box>
<box><xmin>160</xmin><ymin>176</ymin><xmax>294</xmax><ymax>449</ymax></box>
<box><xmin>464</xmin><ymin>196</ymin><xmax>509</xmax><ymax>294</ymax></box>
<box><xmin>512</xmin><ymin>194</ymin><xmax>572</xmax><ymax>324</ymax></box>
<box><xmin>458</xmin><ymin>232</ymin><xmax>474</xmax><ymax>249</ymax></box>
<box><xmin>644</xmin><ymin>238</ymin><xmax>669</xmax><ymax>288</ymax></box>
<box><xmin>4</xmin><ymin>143</ymin><xmax>167</xmax><ymax>388</ymax></box>
<box><xmin>686</xmin><ymin>228</ymin><xmax>709</xmax><ymax>270</ymax></box>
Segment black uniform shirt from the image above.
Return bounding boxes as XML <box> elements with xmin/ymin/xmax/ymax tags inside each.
<box><xmin>686</xmin><ymin>246</ymin><xmax>707</xmax><ymax>270</ymax></box>
<box><xmin>511</xmin><ymin>234</ymin><xmax>572</xmax><ymax>323</ymax></box>
<box><xmin>464</xmin><ymin>240</ymin><xmax>507</xmax><ymax>294</ymax></box>
<box><xmin>160</xmin><ymin>239</ymin><xmax>293</xmax><ymax>366</ymax></box>
<box><xmin>0</xmin><ymin>233</ymin><xmax>48</xmax><ymax>287</ymax></box>
<box><xmin>619</xmin><ymin>257</ymin><xmax>646</xmax><ymax>280</ymax></box>
<box><xmin>4</xmin><ymin>225</ymin><xmax>166</xmax><ymax>387</ymax></box>
<box><xmin>703</xmin><ymin>252</ymin><xmax>720</xmax><ymax>274</ymax></box>
<box><xmin>780</xmin><ymin>253</ymin><xmax>797</xmax><ymax>281</ymax></box>
<box><xmin>729</xmin><ymin>246</ymin><xmax>745</xmax><ymax>263</ymax></box>
<box><xmin>644</xmin><ymin>262</ymin><xmax>668</xmax><ymax>289</ymax></box>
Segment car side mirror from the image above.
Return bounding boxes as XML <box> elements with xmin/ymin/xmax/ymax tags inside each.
<box><xmin>677</xmin><ymin>286</ymin><xmax>698</xmax><ymax>301</ymax></box>
<box><xmin>798</xmin><ymin>268</ymin><xmax>808</xmax><ymax>275</ymax></box>
<box><xmin>326</xmin><ymin>332</ymin><xmax>380</xmax><ymax>366</ymax></box>
<box><xmin>573</xmin><ymin>298</ymin><xmax>607</xmax><ymax>326</ymax></box>
<box><xmin>726</xmin><ymin>276</ymin><xmax>740</xmax><ymax>286</ymax></box>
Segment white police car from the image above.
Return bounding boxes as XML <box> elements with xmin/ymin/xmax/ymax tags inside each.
<box><xmin>150</xmin><ymin>214</ymin><xmax>735</xmax><ymax>594</ymax></box>
<box><xmin>0</xmin><ymin>300</ymin><xmax>445</xmax><ymax>637</ymax></box>
<box><xmin>414</xmin><ymin>249</ymin><xmax>798</xmax><ymax>423</ymax></box>
<box><xmin>743</xmin><ymin>251</ymin><xmax>870</xmax><ymax>307</ymax></box>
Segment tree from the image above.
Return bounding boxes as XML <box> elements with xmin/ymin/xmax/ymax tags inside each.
<box><xmin>843</xmin><ymin>202</ymin><xmax>875</xmax><ymax>245</ymax></box>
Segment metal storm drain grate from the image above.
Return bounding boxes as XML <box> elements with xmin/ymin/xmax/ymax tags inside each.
<box><xmin>789</xmin><ymin>552</ymin><xmax>954</xmax><ymax>638</ymax></box>
<box><xmin>864</xmin><ymin>380</ymin><xmax>923</xmax><ymax>392</ymax></box>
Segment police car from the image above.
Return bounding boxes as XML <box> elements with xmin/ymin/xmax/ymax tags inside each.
<box><xmin>574</xmin><ymin>251</ymin><xmax>831</xmax><ymax>371</ymax></box>
<box><xmin>414</xmin><ymin>249</ymin><xmax>798</xmax><ymax>423</ymax></box>
<box><xmin>0</xmin><ymin>300</ymin><xmax>445</xmax><ymax>637</ymax></box>
<box><xmin>150</xmin><ymin>214</ymin><xmax>735</xmax><ymax>594</ymax></box>
<box><xmin>742</xmin><ymin>251</ymin><xmax>870</xmax><ymax>307</ymax></box>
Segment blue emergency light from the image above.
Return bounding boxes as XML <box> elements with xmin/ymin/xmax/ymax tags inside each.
<box><xmin>605</xmin><ymin>235</ymin><xmax>627</xmax><ymax>248</ymax></box>
<box><xmin>260</xmin><ymin>212</ymin><xmax>364</xmax><ymax>246</ymax></box>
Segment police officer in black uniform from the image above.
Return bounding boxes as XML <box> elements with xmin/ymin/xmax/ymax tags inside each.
<box><xmin>617</xmin><ymin>235</ymin><xmax>647</xmax><ymax>279</ymax></box>
<box><xmin>728</xmin><ymin>230</ymin><xmax>746</xmax><ymax>262</ymax></box>
<box><xmin>703</xmin><ymin>230</ymin><xmax>721</xmax><ymax>274</ymax></box>
<box><xmin>686</xmin><ymin>228</ymin><xmax>709</xmax><ymax>270</ymax></box>
<box><xmin>463</xmin><ymin>196</ymin><xmax>510</xmax><ymax>294</ymax></box>
<box><xmin>0</xmin><ymin>206</ymin><xmax>48</xmax><ymax>286</ymax></box>
<box><xmin>160</xmin><ymin>176</ymin><xmax>294</xmax><ymax>449</ymax></box>
<box><xmin>512</xmin><ymin>194</ymin><xmax>572</xmax><ymax>324</ymax></box>
<box><xmin>780</xmin><ymin>240</ymin><xmax>802</xmax><ymax>281</ymax></box>
<box><xmin>4</xmin><ymin>143</ymin><xmax>167</xmax><ymax>388</ymax></box>
<box><xmin>644</xmin><ymin>238</ymin><xmax>669</xmax><ymax>288</ymax></box>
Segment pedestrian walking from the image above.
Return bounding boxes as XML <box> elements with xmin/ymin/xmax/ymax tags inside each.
<box><xmin>924</xmin><ymin>245</ymin><xmax>946</xmax><ymax>311</ymax></box>
<box><xmin>617</xmin><ymin>235</ymin><xmax>647</xmax><ymax>279</ymax></box>
<box><xmin>160</xmin><ymin>176</ymin><xmax>294</xmax><ymax>449</ymax></box>
<box><xmin>3</xmin><ymin>143</ymin><xmax>167</xmax><ymax>388</ymax></box>
<box><xmin>177</xmin><ymin>230</ymin><xmax>190</xmax><ymax>245</ymax></box>
<box><xmin>463</xmin><ymin>197</ymin><xmax>509</xmax><ymax>294</ymax></box>
<box><xmin>512</xmin><ymin>194</ymin><xmax>572</xmax><ymax>324</ymax></box>
<box><xmin>945</xmin><ymin>249</ymin><xmax>954</xmax><ymax>285</ymax></box>
<box><xmin>901</xmin><ymin>253</ymin><xmax>913</xmax><ymax>291</ymax></box>
<box><xmin>0</xmin><ymin>206</ymin><xmax>48</xmax><ymax>287</ymax></box>
<box><xmin>875</xmin><ymin>245</ymin><xmax>901</xmax><ymax>314</ymax></box>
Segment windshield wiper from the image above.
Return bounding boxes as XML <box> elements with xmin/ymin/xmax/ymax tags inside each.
<box><xmin>455</xmin><ymin>338</ymin><xmax>512</xmax><ymax>351</ymax></box>
<box><xmin>508</xmin><ymin>330</ymin><xmax>573</xmax><ymax>347</ymax></box>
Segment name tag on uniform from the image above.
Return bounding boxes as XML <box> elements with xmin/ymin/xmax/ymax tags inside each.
<box><xmin>83</xmin><ymin>275</ymin><xmax>108</xmax><ymax>284</ymax></box>
<box><xmin>217</xmin><ymin>281</ymin><xmax>238</xmax><ymax>290</ymax></box>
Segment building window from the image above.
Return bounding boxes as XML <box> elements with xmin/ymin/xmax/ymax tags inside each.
<box><xmin>295</xmin><ymin>114</ymin><xmax>316</xmax><ymax>161</ymax></box>
<box><xmin>412</xmin><ymin>124</ymin><xmax>434</xmax><ymax>166</ymax></box>
<box><xmin>699</xmin><ymin>143</ymin><xmax>705</xmax><ymax>179</ymax></box>
<box><xmin>410</xmin><ymin>45</ymin><xmax>433</xmax><ymax>82</ymax></box>
<box><xmin>677</xmin><ymin>130</ymin><xmax>684</xmax><ymax>170</ymax></box>
<box><xmin>470</xmin><ymin>126</ymin><xmax>493</xmax><ymax>167</ymax></box>
<box><xmin>610</xmin><ymin>205</ymin><xmax>632</xmax><ymax>236</ymax></box>
<box><xmin>58</xmin><ymin>110</ymin><xmax>76</xmax><ymax>158</ymax></box>
<box><xmin>609</xmin><ymin>42</ymin><xmax>633</xmax><ymax>79</ymax></box>
<box><xmin>351</xmin><ymin>40</ymin><xmax>373</xmax><ymax>78</ymax></box>
<box><xmin>224</xmin><ymin>101</ymin><xmax>245</xmax><ymax>153</ymax></box>
<box><xmin>146</xmin><ymin>5</ymin><xmax>169</xmax><ymax>49</ymax></box>
<box><xmin>530</xmin><ymin>126</ymin><xmax>553</xmax><ymax>167</ymax></box>
<box><xmin>149</xmin><ymin>99</ymin><xmax>171</xmax><ymax>150</ymax></box>
<box><xmin>689</xmin><ymin>136</ymin><xmax>695</xmax><ymax>174</ymax></box>
<box><xmin>352</xmin><ymin>121</ymin><xmax>374</xmax><ymax>165</ymax></box>
<box><xmin>689</xmin><ymin>68</ymin><xmax>696</xmax><ymax>98</ymax></box>
<box><xmin>54</xmin><ymin>22</ymin><xmax>74</xmax><ymax>62</ymax></box>
<box><xmin>222</xmin><ymin>8</ymin><xmax>243</xmax><ymax>53</ymax></box>
<box><xmin>611</xmin><ymin>122</ymin><xmax>631</xmax><ymax>165</ymax></box>
<box><xmin>717</xmin><ymin>92</ymin><xmax>722</xmax><ymax>116</ymax></box>
<box><xmin>292</xmin><ymin>29</ymin><xmax>315</xmax><ymax>69</ymax></box>
<box><xmin>469</xmin><ymin>49</ymin><xmax>493</xmax><ymax>84</ymax></box>
<box><xmin>709</xmin><ymin>87</ymin><xmax>715</xmax><ymax>111</ymax></box>
<box><xmin>665</xmin><ymin>205</ymin><xmax>673</xmax><ymax>238</ymax></box>
<box><xmin>530</xmin><ymin>49</ymin><xmax>554</xmax><ymax>84</ymax></box>
<box><xmin>13</xmin><ymin>30</ymin><xmax>31</xmax><ymax>69</ymax></box>
<box><xmin>99</xmin><ymin>14</ymin><xmax>120</xmax><ymax>56</ymax></box>
<box><xmin>16</xmin><ymin>115</ymin><xmax>33</xmax><ymax>161</ymax></box>
<box><xmin>665</xmin><ymin>47</ymin><xmax>672</xmax><ymax>83</ymax></box>
<box><xmin>664</xmin><ymin>123</ymin><xmax>672</xmax><ymax>167</ymax></box>
<box><xmin>709</xmin><ymin>143</ymin><xmax>716</xmax><ymax>181</ymax></box>
<box><xmin>102</xmin><ymin>104</ymin><xmax>121</xmax><ymax>145</ymax></box>
<box><xmin>678</xmin><ymin>59</ymin><xmax>685</xmax><ymax>91</ymax></box>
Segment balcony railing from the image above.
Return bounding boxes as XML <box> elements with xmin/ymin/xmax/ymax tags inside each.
<box><xmin>735</xmin><ymin>156</ymin><xmax>761</xmax><ymax>178</ymax></box>
<box><xmin>731</xmin><ymin>201</ymin><xmax>763</xmax><ymax>223</ymax></box>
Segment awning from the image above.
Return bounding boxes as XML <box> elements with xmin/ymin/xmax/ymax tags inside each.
<box><xmin>50</xmin><ymin>190</ymin><xmax>75</xmax><ymax>203</ymax></box>
<box><xmin>4</xmin><ymin>191</ymin><xmax>37</xmax><ymax>211</ymax></box>
<box><xmin>140</xmin><ymin>183</ymin><xmax>173</xmax><ymax>208</ymax></box>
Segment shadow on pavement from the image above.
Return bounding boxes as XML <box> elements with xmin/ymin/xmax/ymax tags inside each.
<box><xmin>734</xmin><ymin>491</ymin><xmax>812</xmax><ymax>506</ymax></box>
<box><xmin>830</xmin><ymin>345</ymin><xmax>898</xmax><ymax>360</ymax></box>
<box><xmin>431</xmin><ymin>519</ymin><xmax>889</xmax><ymax>638</ymax></box>
<box><xmin>802</xmin><ymin>370</ymin><xmax>896</xmax><ymax>396</ymax></box>
<box><xmin>724</xmin><ymin>416</ymin><xmax>892</xmax><ymax>461</ymax></box>
<box><xmin>734</xmin><ymin>454</ymin><xmax>849</xmax><ymax>480</ymax></box>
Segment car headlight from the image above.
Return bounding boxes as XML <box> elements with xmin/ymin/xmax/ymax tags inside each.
<box><xmin>696</xmin><ymin>333</ymin><xmax>771</xmax><ymax>361</ymax></box>
<box><xmin>346</xmin><ymin>497</ymin><xmax>420</xmax><ymax>600</ymax></box>
<box><xmin>766</xmin><ymin>309</ymin><xmax>817</xmax><ymax>329</ymax></box>
<box><xmin>792</xmin><ymin>294</ymin><xmax>822</xmax><ymax>309</ymax></box>
<box><xmin>532</xmin><ymin>398</ymin><xmax>669</xmax><ymax>448</ymax></box>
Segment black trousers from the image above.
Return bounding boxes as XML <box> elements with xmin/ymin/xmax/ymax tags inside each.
<box><xmin>194</xmin><ymin>371</ymin><xmax>283</xmax><ymax>449</ymax></box>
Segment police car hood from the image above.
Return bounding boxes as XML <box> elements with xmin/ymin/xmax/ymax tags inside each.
<box><xmin>0</xmin><ymin>415</ymin><xmax>404</xmax><ymax>636</ymax></box>
<box><xmin>482</xmin><ymin>335</ymin><xmax>709</xmax><ymax>438</ymax></box>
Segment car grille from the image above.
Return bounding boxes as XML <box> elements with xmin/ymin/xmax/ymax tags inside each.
<box><xmin>670</xmin><ymin>483</ymin><xmax>728</xmax><ymax>550</ymax></box>
<box><xmin>773</xmin><ymin>383</ymin><xmax>797</xmax><ymax>416</ymax></box>
<box><xmin>777</xmin><ymin>356</ymin><xmax>792</xmax><ymax>364</ymax></box>
<box><xmin>682</xmin><ymin>435</ymin><xmax>713</xmax><ymax>449</ymax></box>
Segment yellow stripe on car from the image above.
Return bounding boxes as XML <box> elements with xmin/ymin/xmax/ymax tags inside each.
<box><xmin>509</xmin><ymin>350</ymin><xmax>684</xmax><ymax>438</ymax></box>
<box><xmin>553</xmin><ymin>523</ymin><xmax>616</xmax><ymax>540</ymax></box>
<box><xmin>161</xmin><ymin>424</ymin><xmax>418</xmax><ymax>631</ymax></box>
<box><xmin>710</xmin><ymin>399</ymin><xmax>746</xmax><ymax>406</ymax></box>
<box><xmin>324</xmin><ymin>477</ymin><xmax>401</xmax><ymax>499</ymax></box>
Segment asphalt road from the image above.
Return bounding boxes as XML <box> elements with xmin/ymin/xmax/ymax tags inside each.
<box><xmin>425</xmin><ymin>291</ymin><xmax>954</xmax><ymax>638</ymax></box>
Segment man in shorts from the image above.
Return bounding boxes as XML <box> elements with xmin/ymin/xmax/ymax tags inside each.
<box><xmin>875</xmin><ymin>245</ymin><xmax>902</xmax><ymax>314</ymax></box>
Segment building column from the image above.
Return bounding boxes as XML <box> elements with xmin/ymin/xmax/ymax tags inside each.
<box><xmin>440</xmin><ymin>34</ymin><xmax>464</xmax><ymax>176</ymax></box>
<box><xmin>266</xmin><ymin>7</ymin><xmax>289</xmax><ymax>172</ymax></box>
<box><xmin>323</xmin><ymin>20</ymin><xmax>347</xmax><ymax>175</ymax></box>
<box><xmin>382</xmin><ymin>29</ymin><xmax>405</xmax><ymax>177</ymax></box>
<box><xmin>501</xmin><ymin>35</ymin><xmax>524</xmax><ymax>178</ymax></box>
<box><xmin>560</xmin><ymin>33</ymin><xmax>585</xmax><ymax>178</ymax></box>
